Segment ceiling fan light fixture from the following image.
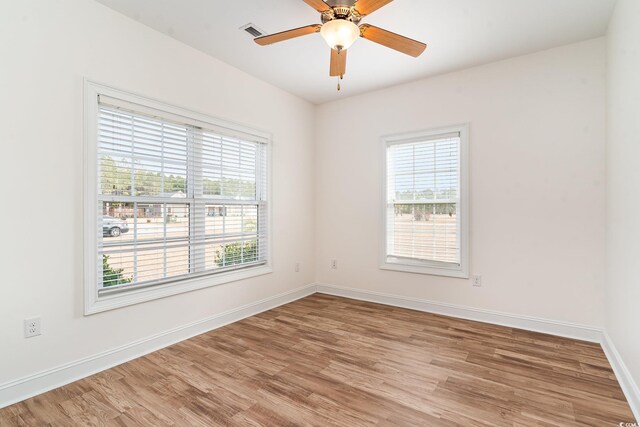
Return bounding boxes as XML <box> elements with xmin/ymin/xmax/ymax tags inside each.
<box><xmin>320</xmin><ymin>19</ymin><xmax>359</xmax><ymax>51</ymax></box>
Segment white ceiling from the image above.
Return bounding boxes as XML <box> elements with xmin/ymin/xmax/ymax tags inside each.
<box><xmin>95</xmin><ymin>0</ymin><xmax>616</xmax><ymax>104</ymax></box>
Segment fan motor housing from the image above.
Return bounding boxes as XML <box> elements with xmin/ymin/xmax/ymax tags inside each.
<box><xmin>325</xmin><ymin>0</ymin><xmax>357</xmax><ymax>6</ymax></box>
<box><xmin>321</xmin><ymin>3</ymin><xmax>362</xmax><ymax>25</ymax></box>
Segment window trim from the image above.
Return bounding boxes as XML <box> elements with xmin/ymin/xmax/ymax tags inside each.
<box><xmin>84</xmin><ymin>80</ymin><xmax>273</xmax><ymax>315</ymax></box>
<box><xmin>380</xmin><ymin>124</ymin><xmax>469</xmax><ymax>279</ymax></box>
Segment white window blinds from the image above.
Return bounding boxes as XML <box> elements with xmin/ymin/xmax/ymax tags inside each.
<box><xmin>96</xmin><ymin>99</ymin><xmax>268</xmax><ymax>295</ymax></box>
<box><xmin>385</xmin><ymin>130</ymin><xmax>466</xmax><ymax>274</ymax></box>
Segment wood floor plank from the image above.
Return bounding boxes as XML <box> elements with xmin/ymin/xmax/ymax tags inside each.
<box><xmin>0</xmin><ymin>294</ymin><xmax>635</xmax><ymax>426</ymax></box>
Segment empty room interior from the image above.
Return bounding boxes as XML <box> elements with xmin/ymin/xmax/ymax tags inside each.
<box><xmin>1</xmin><ymin>0</ymin><xmax>640</xmax><ymax>425</ymax></box>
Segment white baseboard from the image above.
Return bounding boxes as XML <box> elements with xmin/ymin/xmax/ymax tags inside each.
<box><xmin>315</xmin><ymin>283</ymin><xmax>603</xmax><ymax>343</ymax></box>
<box><xmin>0</xmin><ymin>284</ymin><xmax>316</xmax><ymax>410</ymax></box>
<box><xmin>602</xmin><ymin>332</ymin><xmax>640</xmax><ymax>422</ymax></box>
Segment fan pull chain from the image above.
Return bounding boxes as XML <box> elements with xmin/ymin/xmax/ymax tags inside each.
<box><xmin>337</xmin><ymin>74</ymin><xmax>344</xmax><ymax>91</ymax></box>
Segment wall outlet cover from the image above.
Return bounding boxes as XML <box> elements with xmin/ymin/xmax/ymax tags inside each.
<box><xmin>24</xmin><ymin>317</ymin><xmax>41</xmax><ymax>338</ymax></box>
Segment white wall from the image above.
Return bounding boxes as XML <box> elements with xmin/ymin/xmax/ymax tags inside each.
<box><xmin>606</xmin><ymin>0</ymin><xmax>640</xmax><ymax>394</ymax></box>
<box><xmin>0</xmin><ymin>0</ymin><xmax>315</xmax><ymax>385</ymax></box>
<box><xmin>315</xmin><ymin>38</ymin><xmax>607</xmax><ymax>327</ymax></box>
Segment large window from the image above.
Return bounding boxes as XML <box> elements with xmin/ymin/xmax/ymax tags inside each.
<box><xmin>84</xmin><ymin>82</ymin><xmax>270</xmax><ymax>314</ymax></box>
<box><xmin>382</xmin><ymin>125</ymin><xmax>469</xmax><ymax>278</ymax></box>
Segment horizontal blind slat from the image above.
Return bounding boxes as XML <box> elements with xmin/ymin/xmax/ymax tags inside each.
<box><xmin>97</xmin><ymin>101</ymin><xmax>268</xmax><ymax>291</ymax></box>
<box><xmin>98</xmin><ymin>94</ymin><xmax>269</xmax><ymax>144</ymax></box>
<box><xmin>387</xmin><ymin>136</ymin><xmax>460</xmax><ymax>265</ymax></box>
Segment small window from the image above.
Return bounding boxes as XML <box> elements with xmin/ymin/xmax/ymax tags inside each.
<box><xmin>84</xmin><ymin>82</ymin><xmax>271</xmax><ymax>314</ymax></box>
<box><xmin>382</xmin><ymin>125</ymin><xmax>469</xmax><ymax>278</ymax></box>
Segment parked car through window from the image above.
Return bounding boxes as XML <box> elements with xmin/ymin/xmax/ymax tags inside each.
<box><xmin>102</xmin><ymin>216</ymin><xmax>129</xmax><ymax>237</ymax></box>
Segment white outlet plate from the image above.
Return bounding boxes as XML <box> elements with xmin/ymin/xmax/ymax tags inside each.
<box><xmin>295</xmin><ymin>262</ymin><xmax>300</xmax><ymax>273</ymax></box>
<box><xmin>331</xmin><ymin>259</ymin><xmax>337</xmax><ymax>269</ymax></box>
<box><xmin>24</xmin><ymin>317</ymin><xmax>41</xmax><ymax>338</ymax></box>
<box><xmin>473</xmin><ymin>275</ymin><xmax>482</xmax><ymax>287</ymax></box>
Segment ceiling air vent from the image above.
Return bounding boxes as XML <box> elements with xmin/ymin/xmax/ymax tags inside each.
<box><xmin>240</xmin><ymin>23</ymin><xmax>264</xmax><ymax>38</ymax></box>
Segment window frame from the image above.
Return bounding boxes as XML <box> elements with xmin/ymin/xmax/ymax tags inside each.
<box><xmin>380</xmin><ymin>124</ymin><xmax>469</xmax><ymax>279</ymax></box>
<box><xmin>84</xmin><ymin>80</ymin><xmax>272</xmax><ymax>315</ymax></box>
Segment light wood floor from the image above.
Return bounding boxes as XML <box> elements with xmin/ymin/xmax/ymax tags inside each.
<box><xmin>0</xmin><ymin>294</ymin><xmax>634</xmax><ymax>426</ymax></box>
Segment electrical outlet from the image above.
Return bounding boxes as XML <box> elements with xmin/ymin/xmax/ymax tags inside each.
<box><xmin>473</xmin><ymin>275</ymin><xmax>482</xmax><ymax>287</ymax></box>
<box><xmin>295</xmin><ymin>262</ymin><xmax>300</xmax><ymax>273</ymax></box>
<box><xmin>24</xmin><ymin>317</ymin><xmax>41</xmax><ymax>338</ymax></box>
<box><xmin>331</xmin><ymin>259</ymin><xmax>337</xmax><ymax>269</ymax></box>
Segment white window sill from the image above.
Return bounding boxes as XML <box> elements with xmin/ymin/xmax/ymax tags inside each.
<box><xmin>85</xmin><ymin>264</ymin><xmax>272</xmax><ymax>315</ymax></box>
<box><xmin>380</xmin><ymin>261</ymin><xmax>469</xmax><ymax>279</ymax></box>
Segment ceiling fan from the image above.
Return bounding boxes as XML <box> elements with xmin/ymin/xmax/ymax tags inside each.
<box><xmin>254</xmin><ymin>0</ymin><xmax>427</xmax><ymax>90</ymax></box>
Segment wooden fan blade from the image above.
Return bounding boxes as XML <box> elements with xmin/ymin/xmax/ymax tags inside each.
<box><xmin>302</xmin><ymin>0</ymin><xmax>331</xmax><ymax>12</ymax></box>
<box><xmin>359</xmin><ymin>24</ymin><xmax>426</xmax><ymax>57</ymax></box>
<box><xmin>254</xmin><ymin>24</ymin><xmax>322</xmax><ymax>46</ymax></box>
<box><xmin>330</xmin><ymin>49</ymin><xmax>347</xmax><ymax>77</ymax></box>
<box><xmin>354</xmin><ymin>0</ymin><xmax>393</xmax><ymax>16</ymax></box>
